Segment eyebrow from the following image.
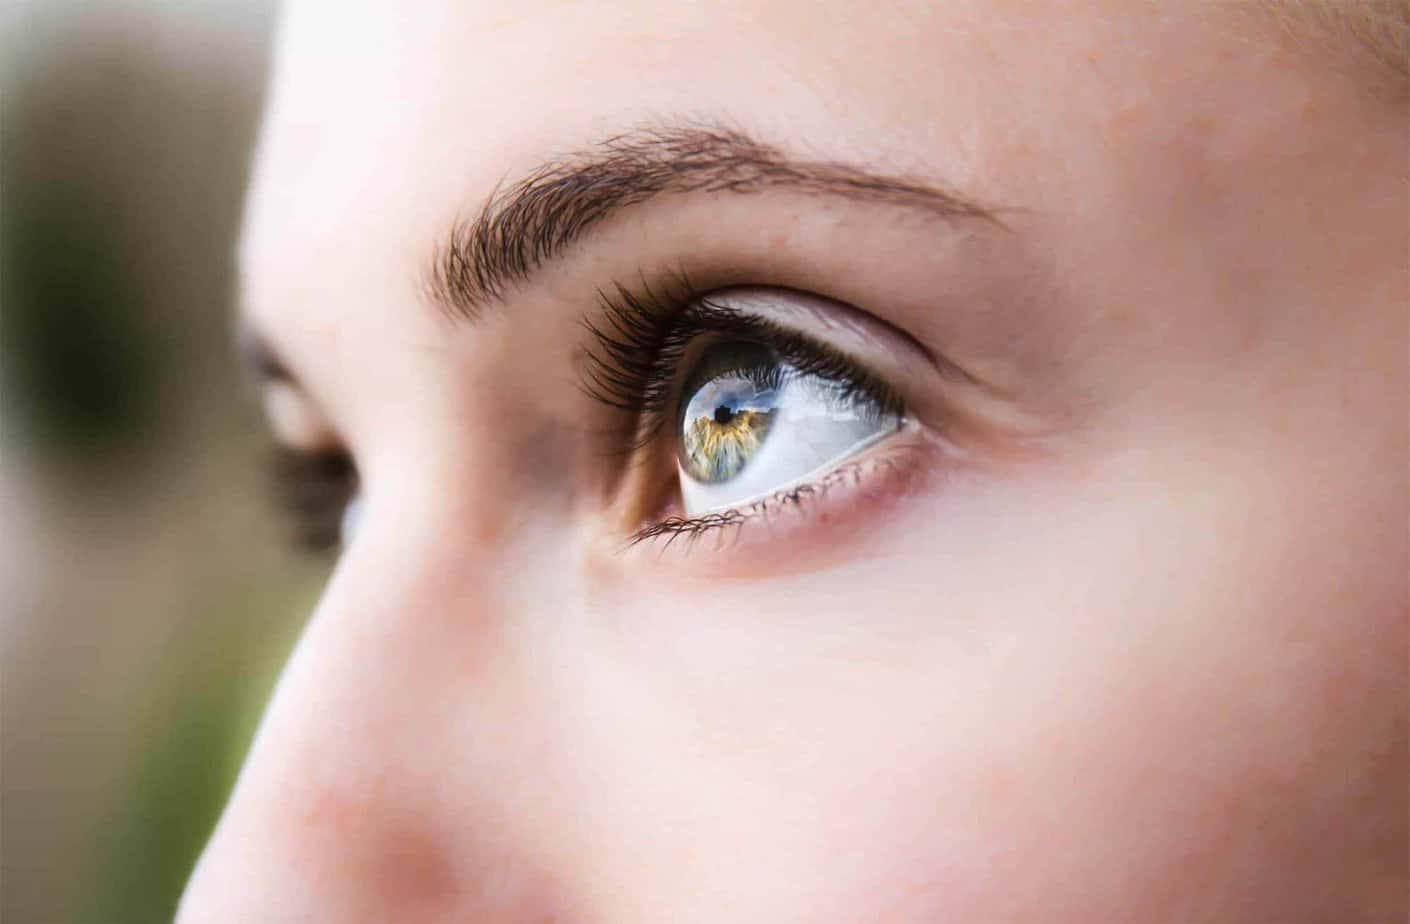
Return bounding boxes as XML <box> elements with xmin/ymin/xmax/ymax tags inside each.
<box><xmin>426</xmin><ymin>123</ymin><xmax>997</xmax><ymax>322</ymax></box>
<box><xmin>237</xmin><ymin>319</ymin><xmax>293</xmax><ymax>384</ymax></box>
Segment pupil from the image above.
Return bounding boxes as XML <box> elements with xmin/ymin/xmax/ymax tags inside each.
<box><xmin>713</xmin><ymin>405</ymin><xmax>735</xmax><ymax>425</ymax></box>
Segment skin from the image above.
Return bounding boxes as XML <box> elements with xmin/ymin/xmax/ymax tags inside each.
<box><xmin>179</xmin><ymin>2</ymin><xmax>1407</xmax><ymax>921</ymax></box>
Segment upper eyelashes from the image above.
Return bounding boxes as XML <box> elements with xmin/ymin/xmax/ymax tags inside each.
<box><xmin>581</xmin><ymin>278</ymin><xmax>903</xmax><ymax>451</ymax></box>
<box><xmin>582</xmin><ymin>280</ymin><xmax>912</xmax><ymax>535</ymax></box>
<box><xmin>268</xmin><ymin>278</ymin><xmax>919</xmax><ymax>555</ymax></box>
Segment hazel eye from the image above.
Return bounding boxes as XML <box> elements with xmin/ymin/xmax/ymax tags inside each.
<box><xmin>677</xmin><ymin>340</ymin><xmax>781</xmax><ymax>483</ymax></box>
<box><xmin>675</xmin><ymin>338</ymin><xmax>901</xmax><ymax>515</ymax></box>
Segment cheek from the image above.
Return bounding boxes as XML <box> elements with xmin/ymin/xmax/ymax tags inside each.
<box><xmin>562</xmin><ymin>438</ymin><xmax>1401</xmax><ymax>919</ymax></box>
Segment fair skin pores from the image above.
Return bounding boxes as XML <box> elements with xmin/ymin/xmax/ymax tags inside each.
<box><xmin>179</xmin><ymin>2</ymin><xmax>1407</xmax><ymax>921</ymax></box>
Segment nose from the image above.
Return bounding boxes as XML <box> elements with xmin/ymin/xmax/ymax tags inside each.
<box><xmin>174</xmin><ymin>515</ymin><xmax>573</xmax><ymax>922</ymax></box>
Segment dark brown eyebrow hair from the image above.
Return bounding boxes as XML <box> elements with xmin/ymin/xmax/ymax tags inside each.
<box><xmin>426</xmin><ymin>123</ymin><xmax>997</xmax><ymax>321</ymax></box>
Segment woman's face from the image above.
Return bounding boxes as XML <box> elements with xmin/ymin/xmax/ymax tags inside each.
<box><xmin>179</xmin><ymin>1</ymin><xmax>1406</xmax><ymax>920</ymax></box>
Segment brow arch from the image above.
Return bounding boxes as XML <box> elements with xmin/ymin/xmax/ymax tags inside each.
<box><xmin>425</xmin><ymin>122</ymin><xmax>998</xmax><ymax>322</ymax></box>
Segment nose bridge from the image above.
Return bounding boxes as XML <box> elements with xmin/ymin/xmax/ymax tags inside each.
<box><xmin>177</xmin><ymin>515</ymin><xmax>567</xmax><ymax>922</ymax></box>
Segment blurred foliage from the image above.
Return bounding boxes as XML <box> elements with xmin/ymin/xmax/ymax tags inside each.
<box><xmin>0</xmin><ymin>16</ymin><xmax>165</xmax><ymax>470</ymax></box>
<box><xmin>1</xmin><ymin>157</ymin><xmax>164</xmax><ymax>462</ymax></box>
<box><xmin>76</xmin><ymin>588</ymin><xmax>304</xmax><ymax>924</ymax></box>
<box><xmin>0</xmin><ymin>4</ymin><xmax>321</xmax><ymax>924</ymax></box>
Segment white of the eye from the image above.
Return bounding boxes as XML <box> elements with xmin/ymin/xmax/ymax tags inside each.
<box><xmin>339</xmin><ymin>493</ymin><xmax>363</xmax><ymax>546</ymax></box>
<box><xmin>679</xmin><ymin>374</ymin><xmax>897</xmax><ymax>516</ymax></box>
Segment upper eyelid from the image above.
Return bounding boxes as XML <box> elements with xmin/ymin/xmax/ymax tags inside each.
<box><xmin>679</xmin><ymin>305</ymin><xmax>904</xmax><ymax>418</ymax></box>
<box><xmin>236</xmin><ymin>320</ymin><xmax>296</xmax><ymax>386</ymax></box>
<box><xmin>262</xmin><ymin>382</ymin><xmax>341</xmax><ymax>452</ymax></box>
<box><xmin>586</xmin><ymin>280</ymin><xmax>946</xmax><ymax>396</ymax></box>
<box><xmin>700</xmin><ymin>287</ymin><xmax>975</xmax><ymax>393</ymax></box>
<box><xmin>236</xmin><ymin>319</ymin><xmax>360</xmax><ymax>458</ymax></box>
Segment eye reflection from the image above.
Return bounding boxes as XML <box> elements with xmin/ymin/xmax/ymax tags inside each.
<box><xmin>678</xmin><ymin>341</ymin><xmax>779</xmax><ymax>483</ymax></box>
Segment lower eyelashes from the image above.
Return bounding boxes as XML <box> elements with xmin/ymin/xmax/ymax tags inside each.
<box><xmin>629</xmin><ymin>435</ymin><xmax>932</xmax><ymax>554</ymax></box>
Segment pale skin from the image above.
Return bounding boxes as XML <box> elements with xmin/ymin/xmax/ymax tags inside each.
<box><xmin>178</xmin><ymin>2</ymin><xmax>1408</xmax><ymax>921</ymax></box>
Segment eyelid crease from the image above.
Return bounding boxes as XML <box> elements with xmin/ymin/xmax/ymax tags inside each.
<box><xmin>694</xmin><ymin>286</ymin><xmax>981</xmax><ymax>392</ymax></box>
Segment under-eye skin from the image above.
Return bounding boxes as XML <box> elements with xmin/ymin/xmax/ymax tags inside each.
<box><xmin>583</xmin><ymin>281</ymin><xmax>916</xmax><ymax>549</ymax></box>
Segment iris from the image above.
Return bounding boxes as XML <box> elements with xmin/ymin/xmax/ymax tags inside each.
<box><xmin>679</xmin><ymin>360</ymin><xmax>779</xmax><ymax>482</ymax></box>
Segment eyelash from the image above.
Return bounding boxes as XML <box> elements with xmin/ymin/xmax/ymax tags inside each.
<box><xmin>582</xmin><ymin>274</ymin><xmax>906</xmax><ymax>542</ymax></box>
<box><xmin>583</xmin><ymin>275</ymin><xmax>902</xmax><ymax>446</ymax></box>
<box><xmin>627</xmin><ymin>451</ymin><xmax>907</xmax><ymax>549</ymax></box>
<box><xmin>271</xmin><ymin>279</ymin><xmax>906</xmax><ymax>552</ymax></box>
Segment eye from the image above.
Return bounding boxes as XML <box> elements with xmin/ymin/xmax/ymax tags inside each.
<box><xmin>675</xmin><ymin>339</ymin><xmax>900</xmax><ymax>515</ymax></box>
<box><xmin>245</xmin><ymin>339</ymin><xmax>361</xmax><ymax>554</ymax></box>
<box><xmin>583</xmin><ymin>282</ymin><xmax>923</xmax><ymax>549</ymax></box>
<box><xmin>269</xmin><ymin>446</ymin><xmax>359</xmax><ymax>552</ymax></box>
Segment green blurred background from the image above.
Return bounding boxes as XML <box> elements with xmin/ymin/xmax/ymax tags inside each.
<box><xmin>2</xmin><ymin>2</ymin><xmax>330</xmax><ymax>921</ymax></box>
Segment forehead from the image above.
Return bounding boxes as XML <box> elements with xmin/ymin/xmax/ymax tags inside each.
<box><xmin>242</xmin><ymin>0</ymin><xmax>1151</xmax><ymax>284</ymax></box>
<box><xmin>245</xmin><ymin>0</ymin><xmax>1000</xmax><ymax>270</ymax></box>
<box><xmin>238</xmin><ymin>0</ymin><xmax>1321</xmax><ymax>363</ymax></box>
